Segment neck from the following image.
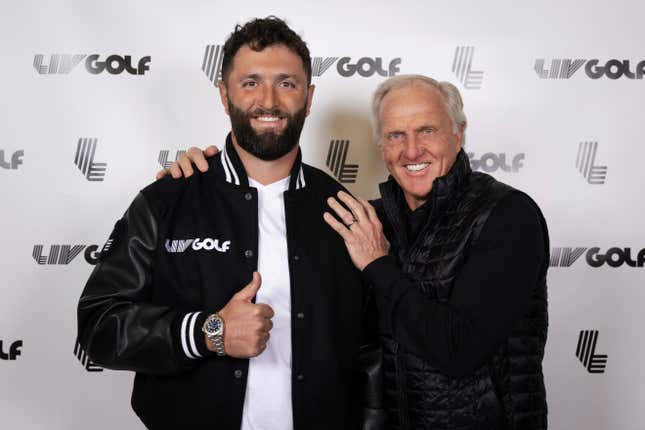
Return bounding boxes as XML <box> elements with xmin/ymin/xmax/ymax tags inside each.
<box><xmin>231</xmin><ymin>134</ymin><xmax>299</xmax><ymax>186</ymax></box>
<box><xmin>405</xmin><ymin>193</ymin><xmax>429</xmax><ymax>211</ymax></box>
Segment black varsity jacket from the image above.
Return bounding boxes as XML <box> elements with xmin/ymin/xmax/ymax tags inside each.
<box><xmin>77</xmin><ymin>135</ymin><xmax>379</xmax><ymax>429</ymax></box>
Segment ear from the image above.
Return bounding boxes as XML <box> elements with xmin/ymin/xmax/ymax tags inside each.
<box><xmin>218</xmin><ymin>81</ymin><xmax>230</xmax><ymax>115</ymax></box>
<box><xmin>454</xmin><ymin>123</ymin><xmax>465</xmax><ymax>151</ymax></box>
<box><xmin>304</xmin><ymin>84</ymin><xmax>315</xmax><ymax>117</ymax></box>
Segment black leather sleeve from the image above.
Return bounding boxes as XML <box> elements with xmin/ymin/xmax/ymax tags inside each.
<box><xmin>358</xmin><ymin>286</ymin><xmax>387</xmax><ymax>430</ymax></box>
<box><xmin>77</xmin><ymin>192</ymin><xmax>212</xmax><ymax>375</ymax></box>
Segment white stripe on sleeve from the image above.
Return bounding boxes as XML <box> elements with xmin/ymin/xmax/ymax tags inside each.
<box><xmin>180</xmin><ymin>312</ymin><xmax>196</xmax><ymax>359</ymax></box>
<box><xmin>188</xmin><ymin>311</ymin><xmax>203</xmax><ymax>358</ymax></box>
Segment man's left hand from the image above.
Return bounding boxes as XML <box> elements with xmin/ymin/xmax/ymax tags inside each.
<box><xmin>323</xmin><ymin>191</ymin><xmax>390</xmax><ymax>271</ymax></box>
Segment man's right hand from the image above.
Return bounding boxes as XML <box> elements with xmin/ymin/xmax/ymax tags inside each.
<box><xmin>156</xmin><ymin>145</ymin><xmax>218</xmax><ymax>180</ymax></box>
<box><xmin>212</xmin><ymin>272</ymin><xmax>274</xmax><ymax>358</ymax></box>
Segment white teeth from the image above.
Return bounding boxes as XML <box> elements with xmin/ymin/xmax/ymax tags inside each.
<box><xmin>405</xmin><ymin>163</ymin><xmax>429</xmax><ymax>172</ymax></box>
<box><xmin>256</xmin><ymin>116</ymin><xmax>280</xmax><ymax>122</ymax></box>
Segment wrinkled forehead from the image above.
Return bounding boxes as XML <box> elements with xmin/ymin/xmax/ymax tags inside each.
<box><xmin>379</xmin><ymin>84</ymin><xmax>449</xmax><ymax>129</ymax></box>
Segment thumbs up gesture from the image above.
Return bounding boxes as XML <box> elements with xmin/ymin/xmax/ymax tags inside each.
<box><xmin>213</xmin><ymin>272</ymin><xmax>274</xmax><ymax>358</ymax></box>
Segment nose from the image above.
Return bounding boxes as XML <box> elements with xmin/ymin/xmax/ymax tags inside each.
<box><xmin>402</xmin><ymin>135</ymin><xmax>421</xmax><ymax>160</ymax></box>
<box><xmin>259</xmin><ymin>85</ymin><xmax>277</xmax><ymax>110</ymax></box>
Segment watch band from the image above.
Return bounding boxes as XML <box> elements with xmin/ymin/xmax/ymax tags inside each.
<box><xmin>209</xmin><ymin>335</ymin><xmax>226</xmax><ymax>357</ymax></box>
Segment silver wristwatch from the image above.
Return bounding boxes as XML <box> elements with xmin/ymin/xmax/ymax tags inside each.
<box><xmin>202</xmin><ymin>313</ymin><xmax>226</xmax><ymax>356</ymax></box>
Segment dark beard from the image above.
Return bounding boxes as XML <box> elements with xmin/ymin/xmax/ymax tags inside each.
<box><xmin>228</xmin><ymin>97</ymin><xmax>307</xmax><ymax>161</ymax></box>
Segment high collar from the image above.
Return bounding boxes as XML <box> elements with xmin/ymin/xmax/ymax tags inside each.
<box><xmin>219</xmin><ymin>132</ymin><xmax>306</xmax><ymax>191</ymax></box>
<box><xmin>426</xmin><ymin>147</ymin><xmax>471</xmax><ymax>209</ymax></box>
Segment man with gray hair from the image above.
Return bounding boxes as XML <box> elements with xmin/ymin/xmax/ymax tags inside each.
<box><xmin>166</xmin><ymin>74</ymin><xmax>549</xmax><ymax>429</ymax></box>
<box><xmin>324</xmin><ymin>74</ymin><xmax>549</xmax><ymax>429</ymax></box>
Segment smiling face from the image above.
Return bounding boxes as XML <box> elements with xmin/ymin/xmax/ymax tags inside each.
<box><xmin>378</xmin><ymin>83</ymin><xmax>464</xmax><ymax>210</ymax></box>
<box><xmin>219</xmin><ymin>44</ymin><xmax>315</xmax><ymax>160</ymax></box>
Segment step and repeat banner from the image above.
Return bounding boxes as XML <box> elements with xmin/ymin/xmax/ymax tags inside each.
<box><xmin>1</xmin><ymin>1</ymin><xmax>643</xmax><ymax>428</ymax></box>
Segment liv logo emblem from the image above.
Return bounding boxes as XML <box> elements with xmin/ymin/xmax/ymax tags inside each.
<box><xmin>576</xmin><ymin>330</ymin><xmax>607</xmax><ymax>374</ymax></box>
<box><xmin>74</xmin><ymin>138</ymin><xmax>107</xmax><ymax>182</ymax></box>
<box><xmin>576</xmin><ymin>141</ymin><xmax>607</xmax><ymax>184</ymax></box>
<box><xmin>452</xmin><ymin>46</ymin><xmax>483</xmax><ymax>89</ymax></box>
<box><xmin>74</xmin><ymin>339</ymin><xmax>103</xmax><ymax>372</ymax></box>
<box><xmin>158</xmin><ymin>150</ymin><xmax>187</xmax><ymax>169</ymax></box>
<box><xmin>202</xmin><ymin>45</ymin><xmax>224</xmax><ymax>85</ymax></box>
<box><xmin>326</xmin><ymin>140</ymin><xmax>358</xmax><ymax>184</ymax></box>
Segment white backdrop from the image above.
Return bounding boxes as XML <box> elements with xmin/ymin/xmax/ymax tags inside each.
<box><xmin>1</xmin><ymin>1</ymin><xmax>644</xmax><ymax>428</ymax></box>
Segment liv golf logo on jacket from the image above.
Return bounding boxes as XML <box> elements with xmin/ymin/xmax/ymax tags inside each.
<box><xmin>535</xmin><ymin>58</ymin><xmax>645</xmax><ymax>80</ymax></box>
<box><xmin>576</xmin><ymin>141</ymin><xmax>607</xmax><ymax>184</ymax></box>
<box><xmin>576</xmin><ymin>330</ymin><xmax>607</xmax><ymax>373</ymax></box>
<box><xmin>74</xmin><ymin>138</ymin><xmax>106</xmax><ymax>181</ymax></box>
<box><xmin>165</xmin><ymin>238</ymin><xmax>231</xmax><ymax>253</ymax></box>
<box><xmin>550</xmin><ymin>247</ymin><xmax>645</xmax><ymax>268</ymax></box>
<box><xmin>468</xmin><ymin>152</ymin><xmax>524</xmax><ymax>173</ymax></box>
<box><xmin>452</xmin><ymin>46</ymin><xmax>484</xmax><ymax>89</ymax></box>
<box><xmin>326</xmin><ymin>140</ymin><xmax>358</xmax><ymax>183</ymax></box>
<box><xmin>33</xmin><ymin>54</ymin><xmax>151</xmax><ymax>75</ymax></box>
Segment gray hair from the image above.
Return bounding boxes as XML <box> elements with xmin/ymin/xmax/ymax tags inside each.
<box><xmin>371</xmin><ymin>74</ymin><xmax>467</xmax><ymax>144</ymax></box>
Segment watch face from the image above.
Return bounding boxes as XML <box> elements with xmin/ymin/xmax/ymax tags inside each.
<box><xmin>206</xmin><ymin>317</ymin><xmax>222</xmax><ymax>334</ymax></box>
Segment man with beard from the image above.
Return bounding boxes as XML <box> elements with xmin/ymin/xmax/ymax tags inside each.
<box><xmin>77</xmin><ymin>17</ymin><xmax>379</xmax><ymax>430</ymax></box>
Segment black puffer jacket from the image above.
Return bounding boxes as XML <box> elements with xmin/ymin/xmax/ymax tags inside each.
<box><xmin>366</xmin><ymin>150</ymin><xmax>549</xmax><ymax>429</ymax></box>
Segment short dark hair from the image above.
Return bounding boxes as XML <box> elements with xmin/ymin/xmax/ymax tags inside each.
<box><xmin>221</xmin><ymin>16</ymin><xmax>312</xmax><ymax>85</ymax></box>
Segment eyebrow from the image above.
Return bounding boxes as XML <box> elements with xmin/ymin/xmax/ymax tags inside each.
<box><xmin>239</xmin><ymin>73</ymin><xmax>262</xmax><ymax>82</ymax></box>
<box><xmin>275</xmin><ymin>73</ymin><xmax>301</xmax><ymax>83</ymax></box>
<box><xmin>386</xmin><ymin>124</ymin><xmax>434</xmax><ymax>134</ymax></box>
<box><xmin>385</xmin><ymin>129</ymin><xmax>405</xmax><ymax>136</ymax></box>
<box><xmin>414</xmin><ymin>125</ymin><xmax>435</xmax><ymax>132</ymax></box>
<box><xmin>238</xmin><ymin>73</ymin><xmax>303</xmax><ymax>84</ymax></box>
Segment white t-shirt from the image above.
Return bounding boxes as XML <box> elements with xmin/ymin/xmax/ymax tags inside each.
<box><xmin>241</xmin><ymin>176</ymin><xmax>293</xmax><ymax>430</ymax></box>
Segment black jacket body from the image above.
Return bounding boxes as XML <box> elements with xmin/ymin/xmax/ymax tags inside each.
<box><xmin>364</xmin><ymin>150</ymin><xmax>549</xmax><ymax>429</ymax></box>
<box><xmin>77</xmin><ymin>136</ymin><xmax>372</xmax><ymax>429</ymax></box>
